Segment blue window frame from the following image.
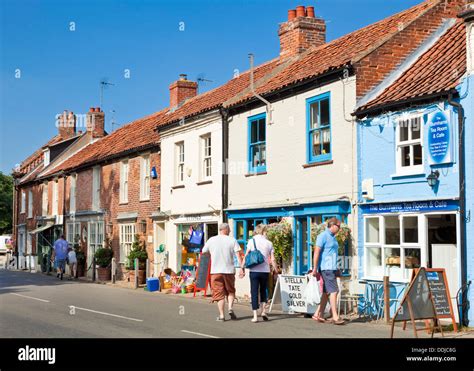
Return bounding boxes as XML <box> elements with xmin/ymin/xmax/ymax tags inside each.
<box><xmin>306</xmin><ymin>92</ymin><xmax>331</xmax><ymax>163</ymax></box>
<box><xmin>248</xmin><ymin>113</ymin><xmax>266</xmax><ymax>173</ymax></box>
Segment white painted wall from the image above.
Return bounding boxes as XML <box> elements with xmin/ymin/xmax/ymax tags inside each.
<box><xmin>160</xmin><ymin>112</ymin><xmax>223</xmax><ymax>271</ymax></box>
<box><xmin>228</xmin><ymin>77</ymin><xmax>357</xmax><ymax>209</ymax></box>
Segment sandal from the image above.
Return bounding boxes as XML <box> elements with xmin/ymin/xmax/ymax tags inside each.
<box><xmin>261</xmin><ymin>314</ymin><xmax>269</xmax><ymax>321</ymax></box>
<box><xmin>311</xmin><ymin>315</ymin><xmax>327</xmax><ymax>323</ymax></box>
<box><xmin>333</xmin><ymin>319</ymin><xmax>345</xmax><ymax>325</ymax></box>
<box><xmin>216</xmin><ymin>316</ymin><xmax>225</xmax><ymax>322</ymax></box>
<box><xmin>228</xmin><ymin>310</ymin><xmax>237</xmax><ymax>320</ymax></box>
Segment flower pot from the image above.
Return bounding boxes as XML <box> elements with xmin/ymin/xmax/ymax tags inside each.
<box><xmin>97</xmin><ymin>266</ymin><xmax>111</xmax><ymax>281</ymax></box>
<box><xmin>76</xmin><ymin>263</ymin><xmax>85</xmax><ymax>277</ymax></box>
<box><xmin>129</xmin><ymin>269</ymin><xmax>146</xmax><ymax>284</ymax></box>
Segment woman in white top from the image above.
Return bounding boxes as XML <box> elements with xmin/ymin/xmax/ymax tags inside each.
<box><xmin>243</xmin><ymin>224</ymin><xmax>277</xmax><ymax>323</ymax></box>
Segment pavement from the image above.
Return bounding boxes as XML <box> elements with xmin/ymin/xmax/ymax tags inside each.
<box><xmin>1</xmin><ymin>269</ymin><xmax>473</xmax><ymax>339</ymax></box>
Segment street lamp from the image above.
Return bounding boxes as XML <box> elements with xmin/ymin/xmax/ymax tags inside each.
<box><xmin>427</xmin><ymin>170</ymin><xmax>440</xmax><ymax>188</ymax></box>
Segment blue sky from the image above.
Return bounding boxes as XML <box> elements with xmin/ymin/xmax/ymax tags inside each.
<box><xmin>0</xmin><ymin>0</ymin><xmax>422</xmax><ymax>174</ymax></box>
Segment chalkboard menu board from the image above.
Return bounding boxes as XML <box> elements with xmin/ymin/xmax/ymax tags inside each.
<box><xmin>194</xmin><ymin>253</ymin><xmax>211</xmax><ymax>294</ymax></box>
<box><xmin>425</xmin><ymin>270</ymin><xmax>451</xmax><ymax>317</ymax></box>
<box><xmin>395</xmin><ymin>268</ymin><xmax>435</xmax><ymax>322</ymax></box>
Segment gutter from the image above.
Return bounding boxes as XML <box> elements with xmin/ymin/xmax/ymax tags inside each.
<box><xmin>447</xmin><ymin>92</ymin><xmax>468</xmax><ymax>327</ymax></box>
<box><xmin>219</xmin><ymin>107</ymin><xmax>229</xmax><ymax>223</ymax></box>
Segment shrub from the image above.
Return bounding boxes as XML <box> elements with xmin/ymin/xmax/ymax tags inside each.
<box><xmin>266</xmin><ymin>220</ymin><xmax>293</xmax><ymax>269</ymax></box>
<box><xmin>94</xmin><ymin>247</ymin><xmax>113</xmax><ymax>268</ymax></box>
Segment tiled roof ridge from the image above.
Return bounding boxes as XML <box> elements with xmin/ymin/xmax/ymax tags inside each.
<box><xmin>355</xmin><ymin>19</ymin><xmax>466</xmax><ymax>114</ymax></box>
<box><xmin>17</xmin><ymin>135</ymin><xmax>61</xmax><ymax>173</ymax></box>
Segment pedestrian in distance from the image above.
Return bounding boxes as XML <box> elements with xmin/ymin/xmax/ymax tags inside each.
<box><xmin>51</xmin><ymin>235</ymin><xmax>69</xmax><ymax>281</ymax></box>
<box><xmin>202</xmin><ymin>223</ymin><xmax>245</xmax><ymax>322</ymax></box>
<box><xmin>243</xmin><ymin>224</ymin><xmax>278</xmax><ymax>323</ymax></box>
<box><xmin>312</xmin><ymin>218</ymin><xmax>345</xmax><ymax>325</ymax></box>
<box><xmin>67</xmin><ymin>246</ymin><xmax>77</xmax><ymax>280</ymax></box>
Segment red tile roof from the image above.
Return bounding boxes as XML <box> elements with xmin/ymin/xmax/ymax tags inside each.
<box><xmin>356</xmin><ymin>20</ymin><xmax>466</xmax><ymax>113</ymax></box>
<box><xmin>15</xmin><ymin>135</ymin><xmax>62</xmax><ymax>177</ymax></box>
<box><xmin>30</xmin><ymin>0</ymin><xmax>443</xmax><ymax>178</ymax></box>
<box><xmin>225</xmin><ymin>0</ymin><xmax>439</xmax><ymax>107</ymax></box>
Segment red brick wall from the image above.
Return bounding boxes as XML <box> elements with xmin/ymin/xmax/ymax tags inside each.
<box><xmin>355</xmin><ymin>0</ymin><xmax>465</xmax><ymax>99</ymax></box>
<box><xmin>279</xmin><ymin>16</ymin><xmax>326</xmax><ymax>58</ymax></box>
<box><xmin>76</xmin><ymin>169</ymin><xmax>93</xmax><ymax>212</ymax></box>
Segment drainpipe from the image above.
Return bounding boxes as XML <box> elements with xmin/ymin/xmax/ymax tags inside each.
<box><xmin>219</xmin><ymin>107</ymin><xmax>229</xmax><ymax>223</ymax></box>
<box><xmin>447</xmin><ymin>93</ymin><xmax>468</xmax><ymax>326</ymax></box>
<box><xmin>248</xmin><ymin>54</ymin><xmax>273</xmax><ymax>124</ymax></box>
<box><xmin>12</xmin><ymin>180</ymin><xmax>19</xmax><ymax>267</ymax></box>
<box><xmin>61</xmin><ymin>171</ymin><xmax>67</xmax><ymax>234</ymax></box>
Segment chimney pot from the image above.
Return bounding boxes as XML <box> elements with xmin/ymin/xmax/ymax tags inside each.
<box><xmin>307</xmin><ymin>6</ymin><xmax>315</xmax><ymax>18</ymax></box>
<box><xmin>179</xmin><ymin>74</ymin><xmax>187</xmax><ymax>81</ymax></box>
<box><xmin>296</xmin><ymin>5</ymin><xmax>305</xmax><ymax>17</ymax></box>
<box><xmin>288</xmin><ymin>9</ymin><xmax>296</xmax><ymax>21</ymax></box>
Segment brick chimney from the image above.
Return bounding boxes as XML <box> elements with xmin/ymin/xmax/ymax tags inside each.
<box><xmin>58</xmin><ymin>110</ymin><xmax>76</xmax><ymax>139</ymax></box>
<box><xmin>86</xmin><ymin>107</ymin><xmax>105</xmax><ymax>138</ymax></box>
<box><xmin>169</xmin><ymin>74</ymin><xmax>198</xmax><ymax>108</ymax></box>
<box><xmin>279</xmin><ymin>5</ymin><xmax>326</xmax><ymax>58</ymax></box>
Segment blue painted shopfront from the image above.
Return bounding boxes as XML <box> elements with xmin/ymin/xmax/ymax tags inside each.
<box><xmin>357</xmin><ymin>100</ymin><xmax>467</xmax><ymax>321</ymax></box>
<box><xmin>226</xmin><ymin>201</ymin><xmax>350</xmax><ymax>275</ymax></box>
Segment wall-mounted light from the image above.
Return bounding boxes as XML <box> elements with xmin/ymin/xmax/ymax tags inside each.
<box><xmin>427</xmin><ymin>170</ymin><xmax>440</xmax><ymax>188</ymax></box>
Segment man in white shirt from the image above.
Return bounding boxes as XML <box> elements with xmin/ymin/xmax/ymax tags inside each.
<box><xmin>202</xmin><ymin>223</ymin><xmax>244</xmax><ymax>321</ymax></box>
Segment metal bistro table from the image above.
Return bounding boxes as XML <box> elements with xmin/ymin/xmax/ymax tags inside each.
<box><xmin>358</xmin><ymin>279</ymin><xmax>385</xmax><ymax>320</ymax></box>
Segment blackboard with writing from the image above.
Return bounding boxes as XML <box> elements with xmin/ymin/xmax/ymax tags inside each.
<box><xmin>195</xmin><ymin>253</ymin><xmax>210</xmax><ymax>291</ymax></box>
<box><xmin>425</xmin><ymin>270</ymin><xmax>451</xmax><ymax>317</ymax></box>
<box><xmin>395</xmin><ymin>268</ymin><xmax>435</xmax><ymax>322</ymax></box>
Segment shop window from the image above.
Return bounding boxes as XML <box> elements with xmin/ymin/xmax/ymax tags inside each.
<box><xmin>365</xmin><ymin>217</ymin><xmax>380</xmax><ymax>244</ymax></box>
<box><xmin>248</xmin><ymin>113</ymin><xmax>266</xmax><ymax>173</ymax></box>
<box><xmin>403</xmin><ymin>216</ymin><xmax>418</xmax><ymax>243</ymax></box>
<box><xmin>307</xmin><ymin>92</ymin><xmax>331</xmax><ymax>163</ymax></box>
<box><xmin>396</xmin><ymin>115</ymin><xmax>423</xmax><ymax>175</ymax></box>
<box><xmin>364</xmin><ymin>215</ymin><xmax>421</xmax><ymax>280</ymax></box>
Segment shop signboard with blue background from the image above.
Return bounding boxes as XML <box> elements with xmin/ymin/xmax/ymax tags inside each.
<box><xmin>427</xmin><ymin>110</ymin><xmax>454</xmax><ymax>166</ymax></box>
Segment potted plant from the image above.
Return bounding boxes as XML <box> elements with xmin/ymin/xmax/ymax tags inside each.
<box><xmin>266</xmin><ymin>220</ymin><xmax>293</xmax><ymax>272</ymax></box>
<box><xmin>95</xmin><ymin>247</ymin><xmax>113</xmax><ymax>281</ymax></box>
<box><xmin>127</xmin><ymin>235</ymin><xmax>148</xmax><ymax>284</ymax></box>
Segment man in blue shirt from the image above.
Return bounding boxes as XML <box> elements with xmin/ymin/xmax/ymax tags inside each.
<box><xmin>312</xmin><ymin>218</ymin><xmax>344</xmax><ymax>325</ymax></box>
<box><xmin>51</xmin><ymin>235</ymin><xmax>69</xmax><ymax>280</ymax></box>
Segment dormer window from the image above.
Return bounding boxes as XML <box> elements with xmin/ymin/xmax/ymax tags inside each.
<box><xmin>43</xmin><ymin>148</ymin><xmax>50</xmax><ymax>167</ymax></box>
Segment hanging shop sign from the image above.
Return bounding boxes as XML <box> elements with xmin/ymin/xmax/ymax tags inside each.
<box><xmin>426</xmin><ymin>110</ymin><xmax>453</xmax><ymax>166</ymax></box>
<box><xmin>361</xmin><ymin>199</ymin><xmax>459</xmax><ymax>214</ymax></box>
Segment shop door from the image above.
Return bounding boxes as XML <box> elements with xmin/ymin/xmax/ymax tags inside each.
<box><xmin>427</xmin><ymin>214</ymin><xmax>458</xmax><ymax>321</ymax></box>
<box><xmin>295</xmin><ymin>217</ymin><xmax>310</xmax><ymax>275</ymax></box>
<box><xmin>154</xmin><ymin>222</ymin><xmax>166</xmax><ymax>275</ymax></box>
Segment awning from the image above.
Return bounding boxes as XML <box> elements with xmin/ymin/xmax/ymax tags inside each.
<box><xmin>29</xmin><ymin>222</ymin><xmax>54</xmax><ymax>235</ymax></box>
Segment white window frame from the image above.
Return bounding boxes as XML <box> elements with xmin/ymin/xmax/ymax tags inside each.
<box><xmin>364</xmin><ymin>214</ymin><xmax>423</xmax><ymax>282</ymax></box>
<box><xmin>92</xmin><ymin>166</ymin><xmax>101</xmax><ymax>211</ymax></box>
<box><xmin>42</xmin><ymin>182</ymin><xmax>48</xmax><ymax>216</ymax></box>
<box><xmin>140</xmin><ymin>155</ymin><xmax>150</xmax><ymax>201</ymax></box>
<box><xmin>175</xmin><ymin>142</ymin><xmax>185</xmax><ymax>185</ymax></box>
<box><xmin>27</xmin><ymin>233</ymin><xmax>32</xmax><ymax>255</ymax></box>
<box><xmin>27</xmin><ymin>190</ymin><xmax>33</xmax><ymax>218</ymax></box>
<box><xmin>395</xmin><ymin>114</ymin><xmax>424</xmax><ymax>176</ymax></box>
<box><xmin>70</xmin><ymin>174</ymin><xmax>77</xmax><ymax>213</ymax></box>
<box><xmin>66</xmin><ymin>222</ymin><xmax>80</xmax><ymax>245</ymax></box>
<box><xmin>52</xmin><ymin>181</ymin><xmax>59</xmax><ymax>216</ymax></box>
<box><xmin>201</xmin><ymin>134</ymin><xmax>212</xmax><ymax>180</ymax></box>
<box><xmin>20</xmin><ymin>191</ymin><xmax>26</xmax><ymax>214</ymax></box>
<box><xmin>87</xmin><ymin>221</ymin><xmax>104</xmax><ymax>269</ymax></box>
<box><xmin>120</xmin><ymin>160</ymin><xmax>129</xmax><ymax>204</ymax></box>
<box><xmin>119</xmin><ymin>223</ymin><xmax>135</xmax><ymax>263</ymax></box>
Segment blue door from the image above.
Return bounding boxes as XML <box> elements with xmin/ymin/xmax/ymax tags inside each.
<box><xmin>295</xmin><ymin>217</ymin><xmax>311</xmax><ymax>275</ymax></box>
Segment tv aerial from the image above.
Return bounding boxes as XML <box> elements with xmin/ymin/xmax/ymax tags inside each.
<box><xmin>99</xmin><ymin>78</ymin><xmax>115</xmax><ymax>109</ymax></box>
<box><xmin>196</xmin><ymin>73</ymin><xmax>213</xmax><ymax>93</ymax></box>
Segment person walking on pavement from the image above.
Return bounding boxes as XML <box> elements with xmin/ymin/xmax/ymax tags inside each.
<box><xmin>67</xmin><ymin>246</ymin><xmax>77</xmax><ymax>279</ymax></box>
<box><xmin>312</xmin><ymin>218</ymin><xmax>345</xmax><ymax>325</ymax></box>
<box><xmin>243</xmin><ymin>224</ymin><xmax>277</xmax><ymax>323</ymax></box>
<box><xmin>202</xmin><ymin>223</ymin><xmax>245</xmax><ymax>322</ymax></box>
<box><xmin>51</xmin><ymin>235</ymin><xmax>69</xmax><ymax>280</ymax></box>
